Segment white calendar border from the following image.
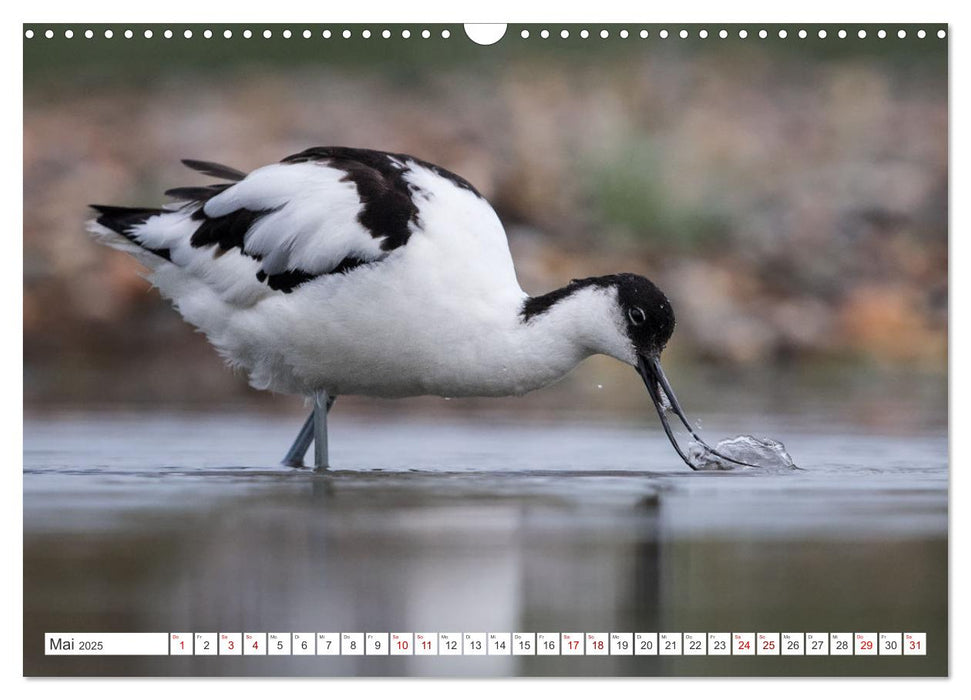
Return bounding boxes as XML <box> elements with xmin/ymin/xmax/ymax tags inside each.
<box><xmin>10</xmin><ymin>1</ymin><xmax>965</xmax><ymax>699</ymax></box>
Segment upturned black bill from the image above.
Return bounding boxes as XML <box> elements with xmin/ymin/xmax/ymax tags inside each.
<box><xmin>636</xmin><ymin>355</ymin><xmax>760</xmax><ymax>470</ymax></box>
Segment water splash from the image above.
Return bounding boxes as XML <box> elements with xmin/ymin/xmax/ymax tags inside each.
<box><xmin>688</xmin><ymin>435</ymin><xmax>798</xmax><ymax>471</ymax></box>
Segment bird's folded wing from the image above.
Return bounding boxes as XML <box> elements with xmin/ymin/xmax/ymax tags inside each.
<box><xmin>92</xmin><ymin>148</ymin><xmax>491</xmax><ymax>302</ymax></box>
<box><xmin>193</xmin><ymin>161</ymin><xmax>392</xmax><ymax>293</ymax></box>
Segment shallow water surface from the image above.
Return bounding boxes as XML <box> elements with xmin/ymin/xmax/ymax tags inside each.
<box><xmin>23</xmin><ymin>412</ymin><xmax>947</xmax><ymax>676</ymax></box>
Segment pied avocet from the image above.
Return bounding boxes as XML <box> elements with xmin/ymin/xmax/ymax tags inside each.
<box><xmin>90</xmin><ymin>146</ymin><xmax>741</xmax><ymax>470</ymax></box>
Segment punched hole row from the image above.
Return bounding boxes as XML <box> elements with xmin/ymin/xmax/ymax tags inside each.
<box><xmin>519</xmin><ymin>27</ymin><xmax>946</xmax><ymax>40</ymax></box>
<box><xmin>25</xmin><ymin>27</ymin><xmax>948</xmax><ymax>41</ymax></box>
<box><xmin>24</xmin><ymin>27</ymin><xmax>454</xmax><ymax>40</ymax></box>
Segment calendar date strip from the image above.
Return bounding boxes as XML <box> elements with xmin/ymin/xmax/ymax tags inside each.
<box><xmin>45</xmin><ymin>632</ymin><xmax>927</xmax><ymax>657</ymax></box>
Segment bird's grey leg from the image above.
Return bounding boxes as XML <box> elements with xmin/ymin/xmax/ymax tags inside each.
<box><xmin>281</xmin><ymin>412</ymin><xmax>314</xmax><ymax>467</ymax></box>
<box><xmin>281</xmin><ymin>393</ymin><xmax>336</xmax><ymax>468</ymax></box>
<box><xmin>313</xmin><ymin>390</ymin><xmax>332</xmax><ymax>470</ymax></box>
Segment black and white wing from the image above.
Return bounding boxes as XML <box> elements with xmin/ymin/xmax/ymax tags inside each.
<box><xmin>89</xmin><ymin>147</ymin><xmax>487</xmax><ymax>302</ymax></box>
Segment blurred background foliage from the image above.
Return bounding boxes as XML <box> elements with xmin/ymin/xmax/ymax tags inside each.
<box><xmin>23</xmin><ymin>25</ymin><xmax>947</xmax><ymax>417</ymax></box>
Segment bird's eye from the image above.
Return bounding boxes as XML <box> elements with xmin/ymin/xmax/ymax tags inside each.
<box><xmin>628</xmin><ymin>307</ymin><xmax>646</xmax><ymax>326</ymax></box>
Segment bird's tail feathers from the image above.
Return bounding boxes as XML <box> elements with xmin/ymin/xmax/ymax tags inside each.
<box><xmin>87</xmin><ymin>205</ymin><xmax>173</xmax><ymax>265</ymax></box>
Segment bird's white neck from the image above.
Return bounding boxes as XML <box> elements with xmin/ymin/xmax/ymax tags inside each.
<box><xmin>467</xmin><ymin>284</ymin><xmax>636</xmax><ymax>397</ymax></box>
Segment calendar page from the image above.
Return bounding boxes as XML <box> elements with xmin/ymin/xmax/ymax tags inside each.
<box><xmin>22</xmin><ymin>21</ymin><xmax>947</xmax><ymax>677</ymax></box>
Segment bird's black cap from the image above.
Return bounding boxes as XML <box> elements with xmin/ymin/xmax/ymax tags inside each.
<box><xmin>613</xmin><ymin>273</ymin><xmax>676</xmax><ymax>357</ymax></box>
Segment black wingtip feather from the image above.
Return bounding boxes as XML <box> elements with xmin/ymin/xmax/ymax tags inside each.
<box><xmin>164</xmin><ymin>184</ymin><xmax>231</xmax><ymax>202</ymax></box>
<box><xmin>181</xmin><ymin>159</ymin><xmax>247</xmax><ymax>181</ymax></box>
<box><xmin>90</xmin><ymin>204</ymin><xmax>163</xmax><ymax>232</ymax></box>
<box><xmin>89</xmin><ymin>204</ymin><xmax>172</xmax><ymax>261</ymax></box>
